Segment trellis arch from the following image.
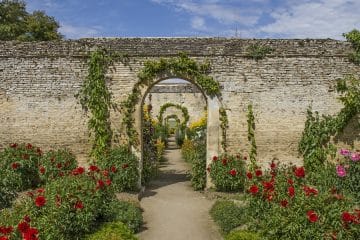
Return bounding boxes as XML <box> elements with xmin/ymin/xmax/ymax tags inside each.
<box><xmin>158</xmin><ymin>103</ymin><xmax>189</xmax><ymax>127</ymax></box>
<box><xmin>121</xmin><ymin>53</ymin><xmax>224</xmax><ymax>188</ymax></box>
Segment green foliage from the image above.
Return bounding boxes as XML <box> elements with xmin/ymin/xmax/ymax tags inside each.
<box><xmin>225</xmin><ymin>230</ymin><xmax>261</xmax><ymax>240</ymax></box>
<box><xmin>209</xmin><ymin>154</ymin><xmax>246</xmax><ymax>192</ymax></box>
<box><xmin>0</xmin><ymin>0</ymin><xmax>62</xmax><ymax>41</ymax></box>
<box><xmin>210</xmin><ymin>200</ymin><xmax>246</xmax><ymax>234</ymax></box>
<box><xmin>220</xmin><ymin>107</ymin><xmax>229</xmax><ymax>151</ymax></box>
<box><xmin>121</xmin><ymin>53</ymin><xmax>220</xmax><ymax>147</ymax></box>
<box><xmin>343</xmin><ymin>29</ymin><xmax>360</xmax><ymax>64</ymax></box>
<box><xmin>97</xmin><ymin>146</ymin><xmax>139</xmax><ymax>192</ymax></box>
<box><xmin>0</xmin><ymin>168</ymin><xmax>18</xmax><ymax>209</ymax></box>
<box><xmin>247</xmin><ymin>104</ymin><xmax>257</xmax><ymax>169</ymax></box>
<box><xmin>101</xmin><ymin>200</ymin><xmax>143</xmax><ymax>233</ymax></box>
<box><xmin>175</xmin><ymin>126</ymin><xmax>185</xmax><ymax>146</ymax></box>
<box><xmin>38</xmin><ymin>148</ymin><xmax>78</xmax><ymax>184</ymax></box>
<box><xmin>299</xmin><ymin>75</ymin><xmax>360</xmax><ymax>172</ymax></box>
<box><xmin>77</xmin><ymin>49</ymin><xmax>113</xmax><ymax>161</ymax></box>
<box><xmin>158</xmin><ymin>102</ymin><xmax>190</xmax><ymax>127</ymax></box>
<box><xmin>246</xmin><ymin>44</ymin><xmax>273</xmax><ymax>61</ymax></box>
<box><xmin>84</xmin><ymin>222</ymin><xmax>138</xmax><ymax>240</ymax></box>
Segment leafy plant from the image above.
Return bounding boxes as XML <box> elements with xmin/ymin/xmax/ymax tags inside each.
<box><xmin>83</xmin><ymin>222</ymin><xmax>138</xmax><ymax>240</ymax></box>
<box><xmin>209</xmin><ymin>154</ymin><xmax>246</xmax><ymax>192</ymax></box>
<box><xmin>210</xmin><ymin>200</ymin><xmax>246</xmax><ymax>234</ymax></box>
<box><xmin>246</xmin><ymin>44</ymin><xmax>273</xmax><ymax>61</ymax></box>
<box><xmin>343</xmin><ymin>29</ymin><xmax>360</xmax><ymax>64</ymax></box>
<box><xmin>219</xmin><ymin>107</ymin><xmax>229</xmax><ymax>151</ymax></box>
<box><xmin>97</xmin><ymin>146</ymin><xmax>139</xmax><ymax>192</ymax></box>
<box><xmin>247</xmin><ymin>104</ymin><xmax>257</xmax><ymax>170</ymax></box>
<box><xmin>225</xmin><ymin>230</ymin><xmax>261</xmax><ymax>240</ymax></box>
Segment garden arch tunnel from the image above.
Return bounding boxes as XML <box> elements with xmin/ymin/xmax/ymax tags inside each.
<box><xmin>132</xmin><ymin>77</ymin><xmax>223</xmax><ymax>188</ymax></box>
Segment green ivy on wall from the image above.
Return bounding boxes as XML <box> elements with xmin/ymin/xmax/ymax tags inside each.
<box><xmin>299</xmin><ymin>75</ymin><xmax>360</xmax><ymax>172</ymax></box>
<box><xmin>219</xmin><ymin>107</ymin><xmax>229</xmax><ymax>152</ymax></box>
<box><xmin>247</xmin><ymin>104</ymin><xmax>257</xmax><ymax>169</ymax></box>
<box><xmin>121</xmin><ymin>53</ymin><xmax>221</xmax><ymax>148</ymax></box>
<box><xmin>158</xmin><ymin>103</ymin><xmax>189</xmax><ymax>127</ymax></box>
<box><xmin>246</xmin><ymin>44</ymin><xmax>273</xmax><ymax>61</ymax></box>
<box><xmin>343</xmin><ymin>29</ymin><xmax>360</xmax><ymax>64</ymax></box>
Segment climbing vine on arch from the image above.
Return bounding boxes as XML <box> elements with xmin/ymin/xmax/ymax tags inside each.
<box><xmin>158</xmin><ymin>103</ymin><xmax>189</xmax><ymax>127</ymax></box>
<box><xmin>120</xmin><ymin>53</ymin><xmax>222</xmax><ymax>148</ymax></box>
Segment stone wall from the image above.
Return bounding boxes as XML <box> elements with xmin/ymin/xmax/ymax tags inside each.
<box><xmin>0</xmin><ymin>38</ymin><xmax>359</xmax><ymax>166</ymax></box>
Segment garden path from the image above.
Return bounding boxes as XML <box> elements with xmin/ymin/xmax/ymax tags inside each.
<box><xmin>137</xmin><ymin>137</ymin><xmax>222</xmax><ymax>240</ymax></box>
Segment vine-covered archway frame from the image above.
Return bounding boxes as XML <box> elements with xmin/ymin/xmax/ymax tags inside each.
<box><xmin>120</xmin><ymin>53</ymin><xmax>226</xmax><ymax>188</ymax></box>
<box><xmin>158</xmin><ymin>103</ymin><xmax>189</xmax><ymax>127</ymax></box>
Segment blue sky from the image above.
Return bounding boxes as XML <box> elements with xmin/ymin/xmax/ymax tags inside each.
<box><xmin>25</xmin><ymin>0</ymin><xmax>360</xmax><ymax>40</ymax></box>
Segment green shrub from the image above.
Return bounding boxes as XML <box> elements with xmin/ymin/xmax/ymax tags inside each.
<box><xmin>225</xmin><ymin>230</ymin><xmax>261</xmax><ymax>240</ymax></box>
<box><xmin>98</xmin><ymin>146</ymin><xmax>139</xmax><ymax>192</ymax></box>
<box><xmin>101</xmin><ymin>200</ymin><xmax>143</xmax><ymax>233</ymax></box>
<box><xmin>38</xmin><ymin>148</ymin><xmax>78</xmax><ymax>183</ymax></box>
<box><xmin>190</xmin><ymin>142</ymin><xmax>206</xmax><ymax>190</ymax></box>
<box><xmin>0</xmin><ymin>143</ymin><xmax>42</xmax><ymax>191</ymax></box>
<box><xmin>210</xmin><ymin>200</ymin><xmax>246</xmax><ymax>234</ymax></box>
<box><xmin>209</xmin><ymin>154</ymin><xmax>246</xmax><ymax>192</ymax></box>
<box><xmin>175</xmin><ymin>127</ymin><xmax>185</xmax><ymax>146</ymax></box>
<box><xmin>84</xmin><ymin>222</ymin><xmax>138</xmax><ymax>240</ymax></box>
<box><xmin>0</xmin><ymin>168</ymin><xmax>19</xmax><ymax>209</ymax></box>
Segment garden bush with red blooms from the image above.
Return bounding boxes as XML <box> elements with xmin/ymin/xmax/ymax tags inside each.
<box><xmin>243</xmin><ymin>160</ymin><xmax>360</xmax><ymax>239</ymax></box>
<box><xmin>38</xmin><ymin>149</ymin><xmax>77</xmax><ymax>184</ymax></box>
<box><xmin>209</xmin><ymin>154</ymin><xmax>246</xmax><ymax>191</ymax></box>
<box><xmin>97</xmin><ymin>146</ymin><xmax>139</xmax><ymax>192</ymax></box>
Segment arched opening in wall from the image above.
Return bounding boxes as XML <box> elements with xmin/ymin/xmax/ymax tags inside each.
<box><xmin>141</xmin><ymin>78</ymin><xmax>209</xmax><ymax>187</ymax></box>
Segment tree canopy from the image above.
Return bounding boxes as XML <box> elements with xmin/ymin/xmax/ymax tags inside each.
<box><xmin>0</xmin><ymin>0</ymin><xmax>62</xmax><ymax>41</ymax></box>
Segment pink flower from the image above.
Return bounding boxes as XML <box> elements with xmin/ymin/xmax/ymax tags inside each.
<box><xmin>339</xmin><ymin>149</ymin><xmax>350</xmax><ymax>156</ymax></box>
<box><xmin>350</xmin><ymin>152</ymin><xmax>360</xmax><ymax>162</ymax></box>
<box><xmin>336</xmin><ymin>165</ymin><xmax>346</xmax><ymax>177</ymax></box>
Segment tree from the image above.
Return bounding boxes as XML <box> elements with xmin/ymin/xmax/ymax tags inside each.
<box><xmin>0</xmin><ymin>0</ymin><xmax>62</xmax><ymax>41</ymax></box>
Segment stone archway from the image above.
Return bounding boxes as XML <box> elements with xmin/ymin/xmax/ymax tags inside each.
<box><xmin>134</xmin><ymin>78</ymin><xmax>221</xmax><ymax>188</ymax></box>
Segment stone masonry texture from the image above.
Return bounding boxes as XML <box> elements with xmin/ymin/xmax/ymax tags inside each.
<box><xmin>0</xmin><ymin>38</ymin><xmax>359</xmax><ymax>166</ymax></box>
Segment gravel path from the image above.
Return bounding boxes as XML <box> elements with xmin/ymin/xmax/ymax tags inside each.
<box><xmin>138</xmin><ymin>139</ymin><xmax>222</xmax><ymax>240</ymax></box>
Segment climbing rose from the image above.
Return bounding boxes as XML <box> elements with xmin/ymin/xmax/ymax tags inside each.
<box><xmin>270</xmin><ymin>161</ymin><xmax>276</xmax><ymax>169</ymax></box>
<box><xmin>212</xmin><ymin>156</ymin><xmax>218</xmax><ymax>161</ymax></box>
<box><xmin>96</xmin><ymin>180</ymin><xmax>105</xmax><ymax>189</ymax></box>
<box><xmin>74</xmin><ymin>201</ymin><xmax>84</xmax><ymax>210</ymax></box>
<box><xmin>246</xmin><ymin>172</ymin><xmax>253</xmax><ymax>179</ymax></box>
<box><xmin>288</xmin><ymin>186</ymin><xmax>295</xmax><ymax>198</ymax></box>
<box><xmin>307</xmin><ymin>210</ymin><xmax>318</xmax><ymax>223</ymax></box>
<box><xmin>105</xmin><ymin>179</ymin><xmax>112</xmax><ymax>186</ymax></box>
<box><xmin>39</xmin><ymin>166</ymin><xmax>45</xmax><ymax>174</ymax></box>
<box><xmin>336</xmin><ymin>165</ymin><xmax>346</xmax><ymax>177</ymax></box>
<box><xmin>0</xmin><ymin>226</ymin><xmax>13</xmax><ymax>235</ymax></box>
<box><xmin>22</xmin><ymin>227</ymin><xmax>39</xmax><ymax>240</ymax></box>
<box><xmin>255</xmin><ymin>169</ymin><xmax>262</xmax><ymax>177</ymax></box>
<box><xmin>0</xmin><ymin>236</ymin><xmax>9</xmax><ymax>240</ymax></box>
<box><xmin>280</xmin><ymin>199</ymin><xmax>288</xmax><ymax>208</ymax></box>
<box><xmin>262</xmin><ymin>181</ymin><xmax>274</xmax><ymax>191</ymax></box>
<box><xmin>89</xmin><ymin>165</ymin><xmax>99</xmax><ymax>172</ymax></box>
<box><xmin>229</xmin><ymin>169</ymin><xmax>237</xmax><ymax>176</ymax></box>
<box><xmin>17</xmin><ymin>221</ymin><xmax>30</xmax><ymax>233</ymax></box>
<box><xmin>287</xmin><ymin>178</ymin><xmax>294</xmax><ymax>185</ymax></box>
<box><xmin>111</xmin><ymin>166</ymin><xmax>117</xmax><ymax>173</ymax></box>
<box><xmin>35</xmin><ymin>196</ymin><xmax>46</xmax><ymax>207</ymax></box>
<box><xmin>24</xmin><ymin>215</ymin><xmax>31</xmax><ymax>223</ymax></box>
<box><xmin>249</xmin><ymin>185</ymin><xmax>259</xmax><ymax>195</ymax></box>
<box><xmin>72</xmin><ymin>167</ymin><xmax>85</xmax><ymax>175</ymax></box>
<box><xmin>294</xmin><ymin>166</ymin><xmax>305</xmax><ymax>178</ymax></box>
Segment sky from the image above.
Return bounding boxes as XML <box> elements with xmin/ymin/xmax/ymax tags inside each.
<box><xmin>25</xmin><ymin>0</ymin><xmax>360</xmax><ymax>40</ymax></box>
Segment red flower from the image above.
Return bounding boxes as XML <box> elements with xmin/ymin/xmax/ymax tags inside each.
<box><xmin>58</xmin><ymin>171</ymin><xmax>64</xmax><ymax>177</ymax></box>
<box><xmin>246</xmin><ymin>172</ymin><xmax>253</xmax><ymax>179</ymax></box>
<box><xmin>288</xmin><ymin>186</ymin><xmax>295</xmax><ymax>198</ymax></box>
<box><xmin>105</xmin><ymin>179</ymin><xmax>112</xmax><ymax>186</ymax></box>
<box><xmin>280</xmin><ymin>199</ymin><xmax>288</xmax><ymax>208</ymax></box>
<box><xmin>26</xmin><ymin>143</ymin><xmax>33</xmax><ymax>149</ymax></box>
<box><xmin>22</xmin><ymin>227</ymin><xmax>39</xmax><ymax>240</ymax></box>
<box><xmin>111</xmin><ymin>166</ymin><xmax>117</xmax><ymax>173</ymax></box>
<box><xmin>11</xmin><ymin>162</ymin><xmax>20</xmax><ymax>169</ymax></box>
<box><xmin>122</xmin><ymin>163</ymin><xmax>129</xmax><ymax>169</ymax></box>
<box><xmin>39</xmin><ymin>166</ymin><xmax>45</xmax><ymax>174</ymax></box>
<box><xmin>72</xmin><ymin>167</ymin><xmax>85</xmax><ymax>175</ymax></box>
<box><xmin>287</xmin><ymin>178</ymin><xmax>294</xmax><ymax>185</ymax></box>
<box><xmin>103</xmin><ymin>170</ymin><xmax>109</xmax><ymax>177</ymax></box>
<box><xmin>255</xmin><ymin>169</ymin><xmax>262</xmax><ymax>177</ymax></box>
<box><xmin>294</xmin><ymin>166</ymin><xmax>305</xmax><ymax>178</ymax></box>
<box><xmin>243</xmin><ymin>156</ymin><xmax>247</xmax><ymax>160</ymax></box>
<box><xmin>342</xmin><ymin>212</ymin><xmax>356</xmax><ymax>223</ymax></box>
<box><xmin>270</xmin><ymin>161</ymin><xmax>276</xmax><ymax>169</ymax></box>
<box><xmin>307</xmin><ymin>210</ymin><xmax>318</xmax><ymax>223</ymax></box>
<box><xmin>89</xmin><ymin>165</ymin><xmax>99</xmax><ymax>172</ymax></box>
<box><xmin>206</xmin><ymin>166</ymin><xmax>211</xmax><ymax>172</ymax></box>
<box><xmin>303</xmin><ymin>186</ymin><xmax>318</xmax><ymax>196</ymax></box>
<box><xmin>17</xmin><ymin>221</ymin><xmax>30</xmax><ymax>233</ymax></box>
<box><xmin>56</xmin><ymin>163</ymin><xmax>62</xmax><ymax>169</ymax></box>
<box><xmin>55</xmin><ymin>194</ymin><xmax>61</xmax><ymax>207</ymax></box>
<box><xmin>74</xmin><ymin>201</ymin><xmax>84</xmax><ymax>210</ymax></box>
<box><xmin>0</xmin><ymin>236</ymin><xmax>9</xmax><ymax>240</ymax></box>
<box><xmin>37</xmin><ymin>188</ymin><xmax>44</xmax><ymax>194</ymax></box>
<box><xmin>36</xmin><ymin>147</ymin><xmax>42</xmax><ymax>156</ymax></box>
<box><xmin>96</xmin><ymin>180</ymin><xmax>105</xmax><ymax>189</ymax></box>
<box><xmin>212</xmin><ymin>156</ymin><xmax>218</xmax><ymax>161</ymax></box>
<box><xmin>249</xmin><ymin>185</ymin><xmax>259</xmax><ymax>195</ymax></box>
<box><xmin>262</xmin><ymin>181</ymin><xmax>274</xmax><ymax>191</ymax></box>
<box><xmin>222</xmin><ymin>158</ymin><xmax>227</xmax><ymax>166</ymax></box>
<box><xmin>266</xmin><ymin>193</ymin><xmax>274</xmax><ymax>202</ymax></box>
<box><xmin>24</xmin><ymin>215</ymin><xmax>31</xmax><ymax>223</ymax></box>
<box><xmin>0</xmin><ymin>226</ymin><xmax>13</xmax><ymax>235</ymax></box>
<box><xmin>10</xmin><ymin>143</ymin><xmax>18</xmax><ymax>148</ymax></box>
<box><xmin>229</xmin><ymin>169</ymin><xmax>237</xmax><ymax>176</ymax></box>
<box><xmin>35</xmin><ymin>196</ymin><xmax>46</xmax><ymax>207</ymax></box>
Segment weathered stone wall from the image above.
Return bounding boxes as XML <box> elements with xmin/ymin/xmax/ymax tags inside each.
<box><xmin>0</xmin><ymin>38</ymin><xmax>359</xmax><ymax>166</ymax></box>
<box><xmin>144</xmin><ymin>83</ymin><xmax>206</xmax><ymax>124</ymax></box>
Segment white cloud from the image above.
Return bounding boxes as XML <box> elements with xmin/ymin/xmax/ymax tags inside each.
<box><xmin>191</xmin><ymin>16</ymin><xmax>206</xmax><ymax>30</ymax></box>
<box><xmin>59</xmin><ymin>24</ymin><xmax>102</xmax><ymax>39</ymax></box>
<box><xmin>260</xmin><ymin>0</ymin><xmax>360</xmax><ymax>39</ymax></box>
